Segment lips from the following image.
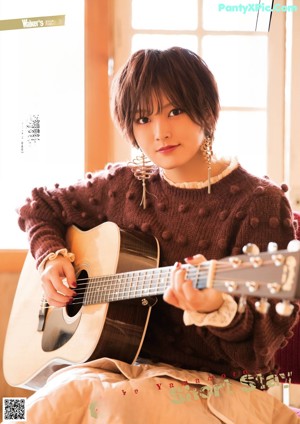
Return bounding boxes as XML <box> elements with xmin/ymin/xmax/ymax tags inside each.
<box><xmin>157</xmin><ymin>144</ymin><xmax>180</xmax><ymax>153</ymax></box>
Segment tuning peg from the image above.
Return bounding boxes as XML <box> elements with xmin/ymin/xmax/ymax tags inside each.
<box><xmin>238</xmin><ymin>295</ymin><xmax>247</xmax><ymax>313</ymax></box>
<box><xmin>275</xmin><ymin>300</ymin><xmax>295</xmax><ymax>316</ymax></box>
<box><xmin>255</xmin><ymin>298</ymin><xmax>270</xmax><ymax>314</ymax></box>
<box><xmin>245</xmin><ymin>281</ymin><xmax>259</xmax><ymax>293</ymax></box>
<box><xmin>271</xmin><ymin>254</ymin><xmax>285</xmax><ymax>266</ymax></box>
<box><xmin>249</xmin><ymin>256</ymin><xmax>263</xmax><ymax>268</ymax></box>
<box><xmin>242</xmin><ymin>243</ymin><xmax>260</xmax><ymax>256</ymax></box>
<box><xmin>267</xmin><ymin>242</ymin><xmax>278</xmax><ymax>253</ymax></box>
<box><xmin>229</xmin><ymin>257</ymin><xmax>242</xmax><ymax>268</ymax></box>
<box><xmin>287</xmin><ymin>240</ymin><xmax>300</xmax><ymax>252</ymax></box>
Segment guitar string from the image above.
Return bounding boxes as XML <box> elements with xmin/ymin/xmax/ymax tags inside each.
<box><xmin>68</xmin><ymin>273</ymin><xmax>248</xmax><ymax>301</ymax></box>
<box><xmin>41</xmin><ymin>279</ymin><xmax>277</xmax><ymax>309</ymax></box>
<box><xmin>39</xmin><ymin>260</ymin><xmax>280</xmax><ymax>308</ymax></box>
<box><xmin>40</xmin><ymin>274</ymin><xmax>277</xmax><ymax>309</ymax></box>
<box><xmin>71</xmin><ymin>261</ymin><xmax>274</xmax><ymax>296</ymax></box>
<box><xmin>69</xmin><ymin>261</ymin><xmax>258</xmax><ymax>287</ymax></box>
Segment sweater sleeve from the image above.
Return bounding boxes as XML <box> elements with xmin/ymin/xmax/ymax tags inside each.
<box><xmin>235</xmin><ymin>184</ymin><xmax>296</xmax><ymax>252</ymax></box>
<box><xmin>200</xmin><ymin>186</ymin><xmax>299</xmax><ymax>373</ymax></box>
<box><xmin>17</xmin><ymin>168</ymin><xmax>115</xmax><ymax>268</ymax></box>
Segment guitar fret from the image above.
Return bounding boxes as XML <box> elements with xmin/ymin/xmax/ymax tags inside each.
<box><xmin>146</xmin><ymin>269</ymin><xmax>153</xmax><ymax>296</ymax></box>
<box><xmin>113</xmin><ymin>275</ymin><xmax>122</xmax><ymax>301</ymax></box>
<box><xmin>99</xmin><ymin>276</ymin><xmax>106</xmax><ymax>303</ymax></box>
<box><xmin>84</xmin><ymin>279</ymin><xmax>91</xmax><ymax>305</ymax></box>
<box><xmin>149</xmin><ymin>268</ymin><xmax>156</xmax><ymax>295</ymax></box>
<box><xmin>134</xmin><ymin>271</ymin><xmax>141</xmax><ymax>298</ymax></box>
<box><xmin>92</xmin><ymin>277</ymin><xmax>98</xmax><ymax>304</ymax></box>
<box><xmin>156</xmin><ymin>268</ymin><xmax>162</xmax><ymax>294</ymax></box>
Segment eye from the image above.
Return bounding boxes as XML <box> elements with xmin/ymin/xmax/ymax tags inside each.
<box><xmin>135</xmin><ymin>116</ymin><xmax>150</xmax><ymax>125</ymax></box>
<box><xmin>169</xmin><ymin>108</ymin><xmax>183</xmax><ymax>117</ymax></box>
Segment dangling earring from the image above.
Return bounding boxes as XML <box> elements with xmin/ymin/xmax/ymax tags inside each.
<box><xmin>201</xmin><ymin>134</ymin><xmax>213</xmax><ymax>194</ymax></box>
<box><xmin>127</xmin><ymin>152</ymin><xmax>156</xmax><ymax>209</ymax></box>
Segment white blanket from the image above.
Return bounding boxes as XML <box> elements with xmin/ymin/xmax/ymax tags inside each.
<box><xmin>3</xmin><ymin>359</ymin><xmax>300</xmax><ymax>424</ymax></box>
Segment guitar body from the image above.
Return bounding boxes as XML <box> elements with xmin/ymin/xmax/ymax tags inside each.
<box><xmin>4</xmin><ymin>222</ymin><xmax>159</xmax><ymax>390</ymax></box>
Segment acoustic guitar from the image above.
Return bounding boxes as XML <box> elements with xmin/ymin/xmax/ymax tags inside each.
<box><xmin>3</xmin><ymin>222</ymin><xmax>300</xmax><ymax>390</ymax></box>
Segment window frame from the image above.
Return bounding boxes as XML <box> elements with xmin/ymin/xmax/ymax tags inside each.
<box><xmin>0</xmin><ymin>0</ymin><xmax>113</xmax><ymax>272</ymax></box>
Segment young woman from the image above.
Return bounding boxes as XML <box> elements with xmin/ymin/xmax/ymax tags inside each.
<box><xmin>16</xmin><ymin>47</ymin><xmax>300</xmax><ymax>423</ymax></box>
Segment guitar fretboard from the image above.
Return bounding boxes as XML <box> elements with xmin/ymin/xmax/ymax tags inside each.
<box><xmin>83</xmin><ymin>264</ymin><xmax>207</xmax><ymax>305</ymax></box>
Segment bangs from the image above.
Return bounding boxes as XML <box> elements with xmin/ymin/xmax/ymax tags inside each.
<box><xmin>134</xmin><ymin>88</ymin><xmax>172</xmax><ymax>118</ymax></box>
<box><xmin>133</xmin><ymin>74</ymin><xmax>185</xmax><ymax>119</ymax></box>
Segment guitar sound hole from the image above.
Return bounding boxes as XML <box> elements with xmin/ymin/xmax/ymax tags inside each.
<box><xmin>66</xmin><ymin>269</ymin><xmax>88</xmax><ymax>317</ymax></box>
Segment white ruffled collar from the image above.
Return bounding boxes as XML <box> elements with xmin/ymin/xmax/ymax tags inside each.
<box><xmin>161</xmin><ymin>157</ymin><xmax>239</xmax><ymax>189</ymax></box>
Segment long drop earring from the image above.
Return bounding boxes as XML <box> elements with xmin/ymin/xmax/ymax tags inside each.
<box><xmin>201</xmin><ymin>135</ymin><xmax>213</xmax><ymax>194</ymax></box>
<box><xmin>127</xmin><ymin>152</ymin><xmax>156</xmax><ymax>209</ymax></box>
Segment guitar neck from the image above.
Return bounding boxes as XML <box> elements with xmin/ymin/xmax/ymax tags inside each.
<box><xmin>81</xmin><ymin>247</ymin><xmax>300</xmax><ymax>305</ymax></box>
<box><xmin>83</xmin><ymin>264</ymin><xmax>203</xmax><ymax>305</ymax></box>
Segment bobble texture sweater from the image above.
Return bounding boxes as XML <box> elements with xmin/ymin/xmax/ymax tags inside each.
<box><xmin>18</xmin><ymin>163</ymin><xmax>299</xmax><ymax>378</ymax></box>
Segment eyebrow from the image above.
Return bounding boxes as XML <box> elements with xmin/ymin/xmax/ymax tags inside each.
<box><xmin>135</xmin><ymin>102</ymin><xmax>173</xmax><ymax>116</ymax></box>
<box><xmin>160</xmin><ymin>102</ymin><xmax>173</xmax><ymax>112</ymax></box>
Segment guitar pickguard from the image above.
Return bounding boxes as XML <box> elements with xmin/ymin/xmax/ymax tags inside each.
<box><xmin>42</xmin><ymin>307</ymin><xmax>81</xmax><ymax>351</ymax></box>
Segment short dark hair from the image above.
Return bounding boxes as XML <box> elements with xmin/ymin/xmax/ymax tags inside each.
<box><xmin>110</xmin><ymin>47</ymin><xmax>220</xmax><ymax>148</ymax></box>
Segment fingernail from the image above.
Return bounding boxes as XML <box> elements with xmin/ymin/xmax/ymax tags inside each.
<box><xmin>70</xmin><ymin>281</ymin><xmax>77</xmax><ymax>288</ymax></box>
<box><xmin>174</xmin><ymin>261</ymin><xmax>181</xmax><ymax>269</ymax></box>
<box><xmin>194</xmin><ymin>254</ymin><xmax>204</xmax><ymax>259</ymax></box>
<box><xmin>185</xmin><ymin>256</ymin><xmax>194</xmax><ymax>261</ymax></box>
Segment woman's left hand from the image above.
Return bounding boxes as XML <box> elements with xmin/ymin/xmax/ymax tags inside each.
<box><xmin>163</xmin><ymin>255</ymin><xmax>224</xmax><ymax>313</ymax></box>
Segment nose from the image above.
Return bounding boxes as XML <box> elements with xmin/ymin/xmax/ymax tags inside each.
<box><xmin>154</xmin><ymin>117</ymin><xmax>171</xmax><ymax>141</ymax></box>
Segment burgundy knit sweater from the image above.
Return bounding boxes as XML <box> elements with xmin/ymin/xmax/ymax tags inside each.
<box><xmin>18</xmin><ymin>163</ymin><xmax>299</xmax><ymax>378</ymax></box>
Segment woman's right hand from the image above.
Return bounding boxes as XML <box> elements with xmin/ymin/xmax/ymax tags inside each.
<box><xmin>40</xmin><ymin>256</ymin><xmax>77</xmax><ymax>307</ymax></box>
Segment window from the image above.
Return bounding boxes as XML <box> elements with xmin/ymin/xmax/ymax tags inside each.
<box><xmin>0</xmin><ymin>0</ymin><xmax>85</xmax><ymax>250</ymax></box>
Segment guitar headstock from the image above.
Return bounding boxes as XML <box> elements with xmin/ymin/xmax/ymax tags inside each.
<box><xmin>205</xmin><ymin>240</ymin><xmax>300</xmax><ymax>315</ymax></box>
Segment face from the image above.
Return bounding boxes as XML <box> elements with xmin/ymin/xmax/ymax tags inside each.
<box><xmin>132</xmin><ymin>94</ymin><xmax>207</xmax><ymax>183</ymax></box>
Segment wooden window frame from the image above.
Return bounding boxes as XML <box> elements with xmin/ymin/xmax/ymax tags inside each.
<box><xmin>0</xmin><ymin>0</ymin><xmax>113</xmax><ymax>272</ymax></box>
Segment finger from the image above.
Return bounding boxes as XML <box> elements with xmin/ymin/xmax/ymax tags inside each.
<box><xmin>42</xmin><ymin>279</ymin><xmax>73</xmax><ymax>307</ymax></box>
<box><xmin>163</xmin><ymin>287</ymin><xmax>180</xmax><ymax>308</ymax></box>
<box><xmin>62</xmin><ymin>261</ymin><xmax>77</xmax><ymax>289</ymax></box>
<box><xmin>170</xmin><ymin>261</ymin><xmax>206</xmax><ymax>310</ymax></box>
<box><xmin>47</xmin><ymin>298</ymin><xmax>72</xmax><ymax>307</ymax></box>
<box><xmin>51</xmin><ymin>274</ymin><xmax>77</xmax><ymax>297</ymax></box>
<box><xmin>170</xmin><ymin>261</ymin><xmax>182</xmax><ymax>288</ymax></box>
<box><xmin>199</xmin><ymin>288</ymin><xmax>224</xmax><ymax>312</ymax></box>
<box><xmin>180</xmin><ymin>281</ymin><xmax>205</xmax><ymax>310</ymax></box>
<box><xmin>46</xmin><ymin>294</ymin><xmax>73</xmax><ymax>308</ymax></box>
<box><xmin>164</xmin><ymin>262</ymin><xmax>185</xmax><ymax>307</ymax></box>
<box><xmin>170</xmin><ymin>264</ymin><xmax>195</xmax><ymax>309</ymax></box>
<box><xmin>184</xmin><ymin>254</ymin><xmax>207</xmax><ymax>266</ymax></box>
<box><xmin>41</xmin><ymin>265</ymin><xmax>77</xmax><ymax>297</ymax></box>
<box><xmin>164</xmin><ymin>282</ymin><xmax>199</xmax><ymax>310</ymax></box>
<box><xmin>172</xmin><ymin>264</ymin><xmax>188</xmax><ymax>294</ymax></box>
<box><xmin>41</xmin><ymin>266</ymin><xmax>76</xmax><ymax>303</ymax></box>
